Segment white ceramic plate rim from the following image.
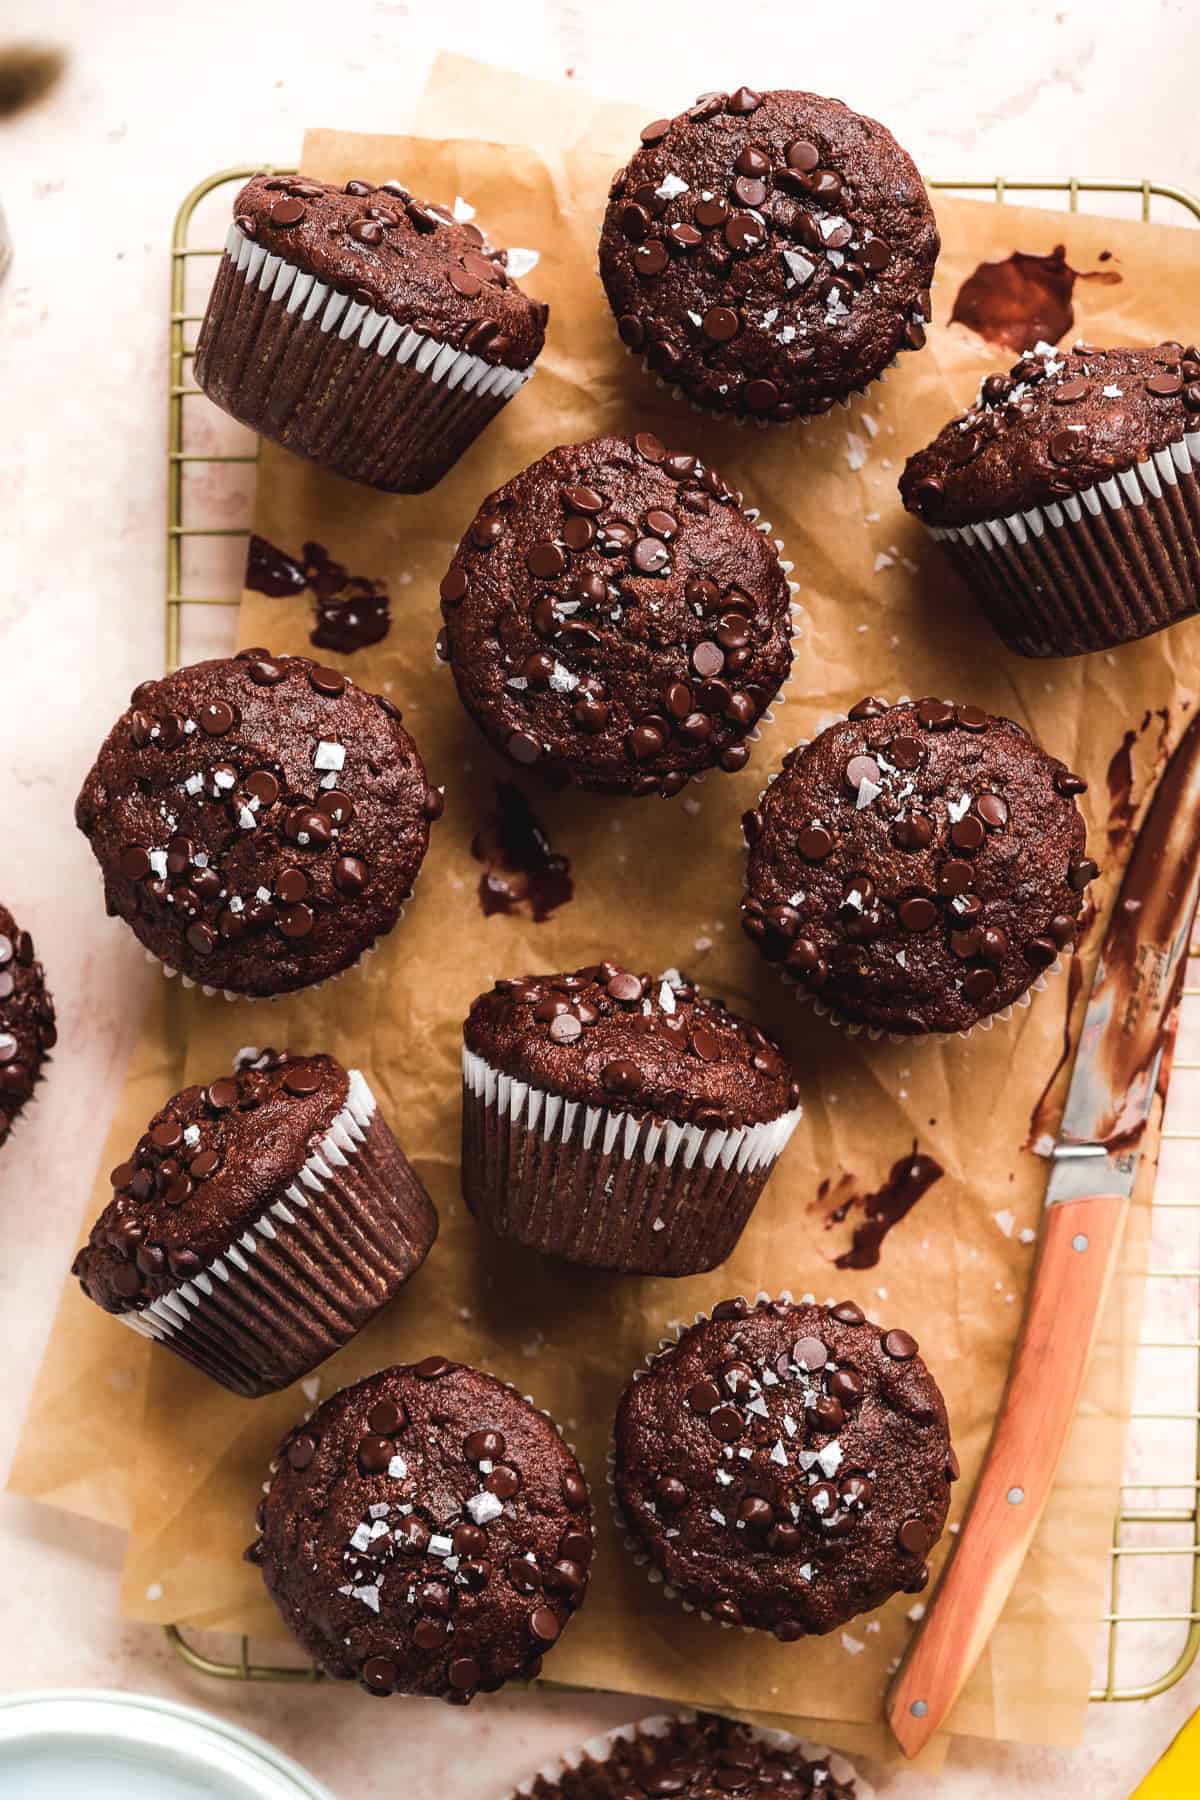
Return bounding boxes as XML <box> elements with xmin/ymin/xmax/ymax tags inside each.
<box><xmin>0</xmin><ymin>1689</ymin><xmax>335</xmax><ymax>1799</ymax></box>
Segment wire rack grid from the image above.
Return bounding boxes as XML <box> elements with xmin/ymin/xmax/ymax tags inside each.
<box><xmin>166</xmin><ymin>167</ymin><xmax>1200</xmax><ymax>1706</ymax></box>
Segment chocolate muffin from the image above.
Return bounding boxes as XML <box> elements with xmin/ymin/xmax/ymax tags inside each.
<box><xmin>599</xmin><ymin>89</ymin><xmax>938</xmax><ymax>422</ymax></box>
<box><xmin>516</xmin><ymin>1713</ymin><xmax>860</xmax><ymax>1800</ymax></box>
<box><xmin>0</xmin><ymin>905</ymin><xmax>55</xmax><ymax>1150</ymax></box>
<box><xmin>741</xmin><ymin>697</ymin><xmax>1097</xmax><ymax>1036</ymax></box>
<box><xmin>613</xmin><ymin>1296</ymin><xmax>956</xmax><ymax>1637</ymax></box>
<box><xmin>901</xmin><ymin>341</ymin><xmax>1200</xmax><ymax>656</ymax></box>
<box><xmin>248</xmin><ymin>1359</ymin><xmax>593</xmax><ymax>1701</ymax></box>
<box><xmin>462</xmin><ymin>965</ymin><xmax>801</xmax><ymax>1274</ymax></box>
<box><xmin>76</xmin><ymin>651</ymin><xmax>441</xmax><ymax>998</ymax></box>
<box><xmin>437</xmin><ymin>432</ymin><xmax>795</xmax><ymax>796</ymax></box>
<box><xmin>71</xmin><ymin>1049</ymin><xmax>437</xmax><ymax>1398</ymax></box>
<box><xmin>194</xmin><ymin>171</ymin><xmax>547</xmax><ymax>493</ymax></box>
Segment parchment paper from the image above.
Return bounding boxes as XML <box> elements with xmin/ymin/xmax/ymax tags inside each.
<box><xmin>12</xmin><ymin>54</ymin><xmax>1200</xmax><ymax>1759</ymax></box>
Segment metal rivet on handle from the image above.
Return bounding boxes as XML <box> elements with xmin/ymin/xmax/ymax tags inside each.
<box><xmin>1008</xmin><ymin>1486</ymin><xmax>1025</xmax><ymax>1505</ymax></box>
<box><xmin>910</xmin><ymin>1700</ymin><xmax>928</xmax><ymax>1718</ymax></box>
<box><xmin>1072</xmin><ymin>1234</ymin><xmax>1089</xmax><ymax>1252</ymax></box>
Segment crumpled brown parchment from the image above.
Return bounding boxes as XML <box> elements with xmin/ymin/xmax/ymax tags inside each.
<box><xmin>11</xmin><ymin>53</ymin><xmax>1200</xmax><ymax>1764</ymax></box>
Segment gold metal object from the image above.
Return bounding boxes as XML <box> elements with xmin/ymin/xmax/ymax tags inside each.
<box><xmin>164</xmin><ymin>166</ymin><xmax>1200</xmax><ymax>1703</ymax></box>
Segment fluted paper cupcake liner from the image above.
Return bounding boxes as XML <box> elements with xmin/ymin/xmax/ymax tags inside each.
<box><xmin>461</xmin><ymin>1047</ymin><xmax>801</xmax><ymax>1275</ymax></box>
<box><xmin>502</xmin><ymin>1711</ymin><xmax>871</xmax><ymax>1799</ymax></box>
<box><xmin>194</xmin><ymin>224</ymin><xmax>536</xmax><ymax>493</ymax></box>
<box><xmin>118</xmin><ymin>1071</ymin><xmax>437</xmax><ymax>1397</ymax></box>
<box><xmin>748</xmin><ymin>701</ymin><xmax>1061</xmax><ymax>1044</ymax></box>
<box><xmin>927</xmin><ymin>433</ymin><xmax>1200</xmax><ymax>656</ymax></box>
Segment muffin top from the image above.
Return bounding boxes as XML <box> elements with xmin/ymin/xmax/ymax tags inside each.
<box><xmin>438</xmin><ymin>432</ymin><xmax>794</xmax><ymax>797</ymax></box>
<box><xmin>524</xmin><ymin>1714</ymin><xmax>857</xmax><ymax>1800</ymax></box>
<box><xmin>232</xmin><ymin>172</ymin><xmax>547</xmax><ymax>369</ymax></box>
<box><xmin>900</xmin><ymin>340</ymin><xmax>1200</xmax><ymax>527</ymax></box>
<box><xmin>464</xmin><ymin>965</ymin><xmax>800</xmax><ymax>1129</ymax></box>
<box><xmin>613</xmin><ymin>1296</ymin><xmax>956</xmax><ymax>1638</ymax></box>
<box><xmin>0</xmin><ymin>904</ymin><xmax>55</xmax><ymax>1150</ymax></box>
<box><xmin>599</xmin><ymin>88</ymin><xmax>938</xmax><ymax>421</ymax></box>
<box><xmin>248</xmin><ymin>1360</ymin><xmax>593</xmax><ymax>1704</ymax></box>
<box><xmin>742</xmin><ymin>698</ymin><xmax>1097</xmax><ymax>1035</ymax></box>
<box><xmin>75</xmin><ymin>651</ymin><xmax>441</xmax><ymax>996</ymax></box>
<box><xmin>72</xmin><ymin>1050</ymin><xmax>358</xmax><ymax>1313</ymax></box>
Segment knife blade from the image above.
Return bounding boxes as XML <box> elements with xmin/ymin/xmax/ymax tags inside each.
<box><xmin>888</xmin><ymin>707</ymin><xmax>1200</xmax><ymax>1757</ymax></box>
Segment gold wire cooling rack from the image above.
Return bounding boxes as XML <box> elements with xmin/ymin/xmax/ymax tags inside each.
<box><xmin>165</xmin><ymin>166</ymin><xmax>1200</xmax><ymax>1706</ymax></box>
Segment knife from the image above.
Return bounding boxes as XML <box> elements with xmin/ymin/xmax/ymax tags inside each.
<box><xmin>887</xmin><ymin>707</ymin><xmax>1200</xmax><ymax>1757</ymax></box>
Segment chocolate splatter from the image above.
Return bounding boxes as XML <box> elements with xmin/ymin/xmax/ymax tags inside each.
<box><xmin>245</xmin><ymin>535</ymin><xmax>306</xmax><ymax>598</ymax></box>
<box><xmin>950</xmin><ymin>245</ymin><xmax>1121</xmax><ymax>354</ymax></box>
<box><xmin>1106</xmin><ymin>707</ymin><xmax>1171</xmax><ymax>855</ymax></box>
<box><xmin>472</xmin><ymin>783</ymin><xmax>573</xmax><ymax>923</ymax></box>
<box><xmin>819</xmin><ymin>1147</ymin><xmax>944</xmax><ymax>1269</ymax></box>
<box><xmin>244</xmin><ymin>536</ymin><xmax>391</xmax><ymax>652</ymax></box>
<box><xmin>0</xmin><ymin>45</ymin><xmax>66</xmax><ymax>119</ymax></box>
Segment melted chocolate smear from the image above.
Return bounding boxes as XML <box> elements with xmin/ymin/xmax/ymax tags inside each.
<box><xmin>823</xmin><ymin>1146</ymin><xmax>944</xmax><ymax>1270</ymax></box>
<box><xmin>472</xmin><ymin>783</ymin><xmax>573</xmax><ymax>923</ymax></box>
<box><xmin>0</xmin><ymin>45</ymin><xmax>66</xmax><ymax>119</ymax></box>
<box><xmin>1106</xmin><ymin>707</ymin><xmax>1171</xmax><ymax>855</ymax></box>
<box><xmin>245</xmin><ymin>535</ymin><xmax>307</xmax><ymax>598</ymax></box>
<box><xmin>244</xmin><ymin>536</ymin><xmax>391</xmax><ymax>653</ymax></box>
<box><xmin>950</xmin><ymin>245</ymin><xmax>1122</xmax><ymax>354</ymax></box>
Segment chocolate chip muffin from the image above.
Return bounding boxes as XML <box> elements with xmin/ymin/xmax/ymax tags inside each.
<box><xmin>462</xmin><ymin>965</ymin><xmax>801</xmax><ymax>1274</ymax></box>
<box><xmin>72</xmin><ymin>1050</ymin><xmax>437</xmax><ymax>1397</ymax></box>
<box><xmin>76</xmin><ymin>651</ymin><xmax>441</xmax><ymax>998</ymax></box>
<box><xmin>437</xmin><ymin>432</ymin><xmax>795</xmax><ymax>796</ymax></box>
<box><xmin>901</xmin><ymin>341</ymin><xmax>1200</xmax><ymax>656</ymax></box>
<box><xmin>741</xmin><ymin>697</ymin><xmax>1097</xmax><ymax>1036</ymax></box>
<box><xmin>599</xmin><ymin>89</ymin><xmax>938</xmax><ymax>422</ymax></box>
<box><xmin>248</xmin><ymin>1359</ymin><xmax>593</xmax><ymax>1701</ymax></box>
<box><xmin>516</xmin><ymin>1714</ymin><xmax>860</xmax><ymax>1800</ymax></box>
<box><xmin>0</xmin><ymin>905</ymin><xmax>55</xmax><ymax>1150</ymax></box>
<box><xmin>613</xmin><ymin>1296</ymin><xmax>956</xmax><ymax>1638</ymax></box>
<box><xmin>194</xmin><ymin>171</ymin><xmax>547</xmax><ymax>492</ymax></box>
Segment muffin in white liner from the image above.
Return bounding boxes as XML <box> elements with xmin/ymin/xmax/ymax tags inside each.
<box><xmin>741</xmin><ymin>695</ymin><xmax>1096</xmax><ymax>1040</ymax></box>
<box><xmin>901</xmin><ymin>341</ymin><xmax>1200</xmax><ymax>657</ymax></box>
<box><xmin>194</xmin><ymin>171</ymin><xmax>547</xmax><ymax>494</ymax></box>
<box><xmin>610</xmin><ymin>1293</ymin><xmax>957</xmax><ymax>1640</ymax></box>
<box><xmin>71</xmin><ymin>1051</ymin><xmax>437</xmax><ymax>1398</ymax></box>
<box><xmin>460</xmin><ymin>966</ymin><xmax>801</xmax><ymax>1275</ymax></box>
<box><xmin>504</xmin><ymin>1710</ymin><xmax>870</xmax><ymax>1799</ymax></box>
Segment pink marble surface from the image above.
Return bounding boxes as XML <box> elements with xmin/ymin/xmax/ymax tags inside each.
<box><xmin>3</xmin><ymin>3</ymin><xmax>1200</xmax><ymax>1794</ymax></box>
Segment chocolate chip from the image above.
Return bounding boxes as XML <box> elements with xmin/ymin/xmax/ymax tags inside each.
<box><xmin>368</xmin><ymin>1399</ymin><xmax>406</xmax><ymax>1435</ymax></box>
<box><xmin>529</xmin><ymin>1606</ymin><xmax>560</xmax><ymax>1644</ymax></box>
<box><xmin>269</xmin><ymin>197</ymin><xmax>305</xmax><ymax>226</ymax></box>
<box><xmin>286</xmin><ymin>1433</ymin><xmax>317</xmax><ymax>1471</ymax></box>
<box><xmin>506</xmin><ymin>731</ymin><xmax>541</xmax><ymax>766</ymax></box>
<box><xmin>882</xmin><ymin>1328</ymin><xmax>918</xmax><ymax>1360</ymax></box>
<box><xmin>797</xmin><ymin>823</ymin><xmax>833</xmax><ymax>861</ymax></box>
<box><xmin>702</xmin><ymin>305</ymin><xmax>740</xmax><ymax>343</ymax></box>
<box><xmin>899</xmin><ymin>896</ymin><xmax>937</xmax><ymax>931</ymax></box>
<box><xmin>792</xmin><ymin>1335</ymin><xmax>826</xmax><ymax>1371</ymax></box>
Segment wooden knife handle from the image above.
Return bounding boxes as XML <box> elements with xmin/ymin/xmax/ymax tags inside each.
<box><xmin>886</xmin><ymin>1190</ymin><xmax>1130</xmax><ymax>1756</ymax></box>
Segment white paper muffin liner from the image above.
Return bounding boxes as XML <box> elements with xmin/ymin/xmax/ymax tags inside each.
<box><xmin>461</xmin><ymin>1045</ymin><xmax>801</xmax><ymax>1274</ymax></box>
<box><xmin>502</xmin><ymin>1711</ymin><xmax>871</xmax><ymax>1799</ymax></box>
<box><xmin>117</xmin><ymin>1070</ymin><xmax>437</xmax><ymax>1397</ymax></box>
<box><xmin>745</xmin><ymin>700</ymin><xmax>1064</xmax><ymax>1044</ymax></box>
<box><xmin>194</xmin><ymin>224</ymin><xmax>537</xmax><ymax>493</ymax></box>
<box><xmin>926</xmin><ymin>429</ymin><xmax>1200</xmax><ymax>656</ymax></box>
